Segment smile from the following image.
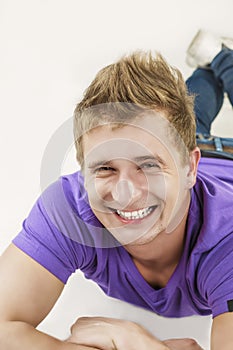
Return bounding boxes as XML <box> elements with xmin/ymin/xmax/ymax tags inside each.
<box><xmin>112</xmin><ymin>206</ymin><xmax>156</xmax><ymax>220</ymax></box>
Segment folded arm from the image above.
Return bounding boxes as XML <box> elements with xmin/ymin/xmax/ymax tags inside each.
<box><xmin>0</xmin><ymin>244</ymin><xmax>98</xmax><ymax>350</ymax></box>
<box><xmin>211</xmin><ymin>312</ymin><xmax>233</xmax><ymax>350</ymax></box>
<box><xmin>68</xmin><ymin>316</ymin><xmax>203</xmax><ymax>350</ymax></box>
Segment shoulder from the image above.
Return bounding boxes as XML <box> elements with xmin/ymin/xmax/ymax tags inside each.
<box><xmin>185</xmin><ymin>220</ymin><xmax>233</xmax><ymax>316</ymax></box>
<box><xmin>186</xmin><ymin>158</ymin><xmax>233</xmax><ymax>316</ymax></box>
<box><xmin>42</xmin><ymin>171</ymin><xmax>90</xmax><ymax>216</ymax></box>
<box><xmin>38</xmin><ymin>171</ymin><xmax>110</xmax><ymax>246</ymax></box>
<box><xmin>12</xmin><ymin>171</ymin><xmax>113</xmax><ymax>283</ymax></box>
<box><xmin>195</xmin><ymin>232</ymin><xmax>233</xmax><ymax>317</ymax></box>
<box><xmin>190</xmin><ymin>157</ymin><xmax>233</xmax><ymax>249</ymax></box>
<box><xmin>41</xmin><ymin>170</ymin><xmax>101</xmax><ymax>225</ymax></box>
<box><xmin>197</xmin><ymin>157</ymin><xmax>233</xmax><ymax>186</ymax></box>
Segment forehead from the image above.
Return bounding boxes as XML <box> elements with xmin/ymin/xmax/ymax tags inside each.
<box><xmin>82</xmin><ymin>114</ymin><xmax>184</xmax><ymax>167</ymax></box>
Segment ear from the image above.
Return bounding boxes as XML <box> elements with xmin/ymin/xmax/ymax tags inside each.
<box><xmin>186</xmin><ymin>147</ymin><xmax>201</xmax><ymax>189</ymax></box>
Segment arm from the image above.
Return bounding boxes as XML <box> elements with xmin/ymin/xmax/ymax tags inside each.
<box><xmin>68</xmin><ymin>316</ymin><xmax>203</xmax><ymax>350</ymax></box>
<box><xmin>211</xmin><ymin>312</ymin><xmax>233</xmax><ymax>350</ymax></box>
<box><xmin>68</xmin><ymin>316</ymin><xmax>168</xmax><ymax>350</ymax></box>
<box><xmin>0</xmin><ymin>244</ymin><xmax>98</xmax><ymax>350</ymax></box>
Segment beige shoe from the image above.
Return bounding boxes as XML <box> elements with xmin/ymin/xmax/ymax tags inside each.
<box><xmin>222</xmin><ymin>36</ymin><xmax>233</xmax><ymax>49</ymax></box>
<box><xmin>186</xmin><ymin>29</ymin><xmax>233</xmax><ymax>68</ymax></box>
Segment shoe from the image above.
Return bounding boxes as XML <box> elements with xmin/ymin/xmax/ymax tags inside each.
<box><xmin>222</xmin><ymin>36</ymin><xmax>233</xmax><ymax>50</ymax></box>
<box><xmin>186</xmin><ymin>29</ymin><xmax>233</xmax><ymax>68</ymax></box>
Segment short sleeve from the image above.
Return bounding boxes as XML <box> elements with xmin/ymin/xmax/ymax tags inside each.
<box><xmin>197</xmin><ymin>234</ymin><xmax>233</xmax><ymax>318</ymax></box>
<box><xmin>12</xmin><ymin>179</ymin><xmax>94</xmax><ymax>284</ymax></box>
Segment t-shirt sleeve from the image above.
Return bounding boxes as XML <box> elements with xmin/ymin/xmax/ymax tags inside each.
<box><xmin>198</xmin><ymin>234</ymin><xmax>233</xmax><ymax>318</ymax></box>
<box><xmin>12</xmin><ymin>179</ymin><xmax>94</xmax><ymax>284</ymax></box>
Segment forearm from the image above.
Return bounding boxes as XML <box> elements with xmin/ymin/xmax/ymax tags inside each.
<box><xmin>0</xmin><ymin>321</ymin><xmax>98</xmax><ymax>350</ymax></box>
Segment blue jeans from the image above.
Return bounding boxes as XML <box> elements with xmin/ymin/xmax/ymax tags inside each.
<box><xmin>186</xmin><ymin>48</ymin><xmax>233</xmax><ymax>135</ymax></box>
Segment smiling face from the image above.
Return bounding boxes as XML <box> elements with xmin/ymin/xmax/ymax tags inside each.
<box><xmin>82</xmin><ymin>113</ymin><xmax>199</xmax><ymax>246</ymax></box>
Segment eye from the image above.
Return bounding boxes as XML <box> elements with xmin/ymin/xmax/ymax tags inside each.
<box><xmin>139</xmin><ymin>162</ymin><xmax>161</xmax><ymax>170</ymax></box>
<box><xmin>93</xmin><ymin>166</ymin><xmax>116</xmax><ymax>175</ymax></box>
<box><xmin>96</xmin><ymin>166</ymin><xmax>114</xmax><ymax>172</ymax></box>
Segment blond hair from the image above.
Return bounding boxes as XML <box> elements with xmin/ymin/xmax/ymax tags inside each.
<box><xmin>73</xmin><ymin>51</ymin><xmax>196</xmax><ymax>167</ymax></box>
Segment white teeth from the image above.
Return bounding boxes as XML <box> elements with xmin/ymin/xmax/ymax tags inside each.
<box><xmin>116</xmin><ymin>206</ymin><xmax>154</xmax><ymax>220</ymax></box>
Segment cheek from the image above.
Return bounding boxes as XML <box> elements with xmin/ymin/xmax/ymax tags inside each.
<box><xmin>146</xmin><ymin>173</ymin><xmax>167</xmax><ymax>201</ymax></box>
<box><xmin>85</xmin><ymin>176</ymin><xmax>112</xmax><ymax>208</ymax></box>
<box><xmin>165</xmin><ymin>171</ymin><xmax>190</xmax><ymax>212</ymax></box>
<box><xmin>160</xmin><ymin>173</ymin><xmax>182</xmax><ymax>206</ymax></box>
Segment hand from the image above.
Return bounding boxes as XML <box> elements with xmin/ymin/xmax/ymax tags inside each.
<box><xmin>67</xmin><ymin>316</ymin><xmax>168</xmax><ymax>350</ymax></box>
<box><xmin>163</xmin><ymin>338</ymin><xmax>204</xmax><ymax>350</ymax></box>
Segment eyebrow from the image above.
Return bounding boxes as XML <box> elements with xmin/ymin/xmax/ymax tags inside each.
<box><xmin>87</xmin><ymin>155</ymin><xmax>167</xmax><ymax>169</ymax></box>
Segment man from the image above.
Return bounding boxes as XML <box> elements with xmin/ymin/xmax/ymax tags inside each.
<box><xmin>0</xmin><ymin>30</ymin><xmax>233</xmax><ymax>349</ymax></box>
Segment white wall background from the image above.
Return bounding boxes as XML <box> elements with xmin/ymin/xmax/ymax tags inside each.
<box><xmin>1</xmin><ymin>0</ymin><xmax>233</xmax><ymax>348</ymax></box>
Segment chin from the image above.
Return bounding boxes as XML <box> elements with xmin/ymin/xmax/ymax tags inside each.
<box><xmin>110</xmin><ymin>224</ymin><xmax>165</xmax><ymax>247</ymax></box>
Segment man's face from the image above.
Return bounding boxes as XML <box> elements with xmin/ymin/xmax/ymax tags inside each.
<box><xmin>82</xmin><ymin>113</ymin><xmax>197</xmax><ymax>246</ymax></box>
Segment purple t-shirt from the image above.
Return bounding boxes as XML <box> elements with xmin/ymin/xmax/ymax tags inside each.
<box><xmin>12</xmin><ymin>157</ymin><xmax>233</xmax><ymax>318</ymax></box>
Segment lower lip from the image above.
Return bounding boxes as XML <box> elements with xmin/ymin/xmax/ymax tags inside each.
<box><xmin>113</xmin><ymin>206</ymin><xmax>157</xmax><ymax>224</ymax></box>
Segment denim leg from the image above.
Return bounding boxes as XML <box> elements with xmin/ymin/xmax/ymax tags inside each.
<box><xmin>186</xmin><ymin>68</ymin><xmax>224</xmax><ymax>134</ymax></box>
<box><xmin>211</xmin><ymin>48</ymin><xmax>233</xmax><ymax>106</ymax></box>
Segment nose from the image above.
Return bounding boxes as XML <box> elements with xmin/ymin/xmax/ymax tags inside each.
<box><xmin>112</xmin><ymin>178</ymin><xmax>142</xmax><ymax>208</ymax></box>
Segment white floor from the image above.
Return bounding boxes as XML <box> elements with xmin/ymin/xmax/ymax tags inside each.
<box><xmin>1</xmin><ymin>1</ymin><xmax>233</xmax><ymax>349</ymax></box>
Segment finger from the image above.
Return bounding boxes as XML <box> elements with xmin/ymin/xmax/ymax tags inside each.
<box><xmin>163</xmin><ymin>338</ymin><xmax>204</xmax><ymax>349</ymax></box>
